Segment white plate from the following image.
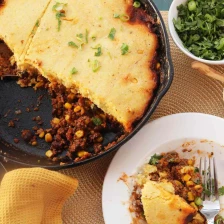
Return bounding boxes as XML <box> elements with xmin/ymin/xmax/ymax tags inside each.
<box><xmin>102</xmin><ymin>113</ymin><xmax>224</xmax><ymax>224</ymax></box>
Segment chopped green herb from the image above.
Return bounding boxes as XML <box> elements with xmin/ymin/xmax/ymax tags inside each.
<box><xmin>85</xmin><ymin>29</ymin><xmax>89</xmax><ymax>43</ymax></box>
<box><xmin>219</xmin><ymin>186</ymin><xmax>224</xmax><ymax>196</ymax></box>
<box><xmin>113</xmin><ymin>13</ymin><xmax>120</xmax><ymax>18</ymax></box>
<box><xmin>149</xmin><ymin>154</ymin><xmax>163</xmax><ymax>165</ymax></box>
<box><xmin>133</xmin><ymin>1</ymin><xmax>141</xmax><ymax>8</ymax></box>
<box><xmin>92</xmin><ymin>60</ymin><xmax>101</xmax><ymax>72</ymax></box>
<box><xmin>121</xmin><ymin>43</ymin><xmax>129</xmax><ymax>55</ymax></box>
<box><xmin>92</xmin><ymin>117</ymin><xmax>102</xmax><ymax>125</ymax></box>
<box><xmin>92</xmin><ymin>44</ymin><xmax>102</xmax><ymax>56</ymax></box>
<box><xmin>92</xmin><ymin>36</ymin><xmax>97</xmax><ymax>41</ymax></box>
<box><xmin>202</xmin><ymin>170</ymin><xmax>205</xmax><ymax>175</ymax></box>
<box><xmin>35</xmin><ymin>20</ymin><xmax>40</xmax><ymax>27</ymax></box>
<box><xmin>76</xmin><ymin>33</ymin><xmax>84</xmax><ymax>42</ymax></box>
<box><xmin>52</xmin><ymin>2</ymin><xmax>67</xmax><ymax>31</ymax></box>
<box><xmin>108</xmin><ymin>28</ymin><xmax>116</xmax><ymax>40</ymax></box>
<box><xmin>194</xmin><ymin>167</ymin><xmax>199</xmax><ymax>173</ymax></box>
<box><xmin>95</xmin><ymin>47</ymin><xmax>102</xmax><ymax>56</ymax></box>
<box><xmin>68</xmin><ymin>41</ymin><xmax>78</xmax><ymax>48</ymax></box>
<box><xmin>203</xmin><ymin>188</ymin><xmax>211</xmax><ymax>197</ymax></box>
<box><xmin>173</xmin><ymin>0</ymin><xmax>224</xmax><ymax>60</ymax></box>
<box><xmin>107</xmin><ymin>52</ymin><xmax>112</xmax><ymax>59</ymax></box>
<box><xmin>194</xmin><ymin>197</ymin><xmax>203</xmax><ymax>206</ymax></box>
<box><xmin>71</xmin><ymin>67</ymin><xmax>78</xmax><ymax>74</ymax></box>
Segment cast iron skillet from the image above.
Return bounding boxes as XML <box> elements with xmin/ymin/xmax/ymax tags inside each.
<box><xmin>0</xmin><ymin>0</ymin><xmax>174</xmax><ymax>170</ymax></box>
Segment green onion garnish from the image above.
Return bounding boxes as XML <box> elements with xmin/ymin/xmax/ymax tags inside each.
<box><xmin>52</xmin><ymin>2</ymin><xmax>67</xmax><ymax>31</ymax></box>
<box><xmin>113</xmin><ymin>13</ymin><xmax>130</xmax><ymax>22</ymax></box>
<box><xmin>113</xmin><ymin>13</ymin><xmax>120</xmax><ymax>18</ymax></box>
<box><xmin>76</xmin><ymin>33</ymin><xmax>84</xmax><ymax>42</ymax></box>
<box><xmin>92</xmin><ymin>44</ymin><xmax>102</xmax><ymax>56</ymax></box>
<box><xmin>133</xmin><ymin>1</ymin><xmax>141</xmax><ymax>8</ymax></box>
<box><xmin>68</xmin><ymin>41</ymin><xmax>78</xmax><ymax>48</ymax></box>
<box><xmin>92</xmin><ymin>60</ymin><xmax>101</xmax><ymax>72</ymax></box>
<box><xmin>92</xmin><ymin>36</ymin><xmax>96</xmax><ymax>41</ymax></box>
<box><xmin>35</xmin><ymin>20</ymin><xmax>40</xmax><ymax>27</ymax></box>
<box><xmin>71</xmin><ymin>67</ymin><xmax>78</xmax><ymax>74</ymax></box>
<box><xmin>108</xmin><ymin>28</ymin><xmax>116</xmax><ymax>40</ymax></box>
<box><xmin>219</xmin><ymin>186</ymin><xmax>224</xmax><ymax>196</ymax></box>
<box><xmin>119</xmin><ymin>14</ymin><xmax>130</xmax><ymax>22</ymax></box>
<box><xmin>121</xmin><ymin>43</ymin><xmax>129</xmax><ymax>55</ymax></box>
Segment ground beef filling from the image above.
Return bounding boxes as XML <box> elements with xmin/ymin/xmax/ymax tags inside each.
<box><xmin>130</xmin><ymin>152</ymin><xmax>205</xmax><ymax>224</ymax></box>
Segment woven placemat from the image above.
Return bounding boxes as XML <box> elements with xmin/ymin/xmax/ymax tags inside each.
<box><xmin>60</xmin><ymin>11</ymin><xmax>224</xmax><ymax>224</ymax></box>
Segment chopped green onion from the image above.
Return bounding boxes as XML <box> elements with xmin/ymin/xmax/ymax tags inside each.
<box><xmin>149</xmin><ymin>154</ymin><xmax>163</xmax><ymax>165</ymax></box>
<box><xmin>94</xmin><ymin>47</ymin><xmax>102</xmax><ymax>56</ymax></box>
<box><xmin>85</xmin><ymin>29</ymin><xmax>89</xmax><ymax>43</ymax></box>
<box><xmin>113</xmin><ymin>13</ymin><xmax>120</xmax><ymax>18</ymax></box>
<box><xmin>35</xmin><ymin>20</ymin><xmax>40</xmax><ymax>27</ymax></box>
<box><xmin>113</xmin><ymin>13</ymin><xmax>129</xmax><ymax>22</ymax></box>
<box><xmin>188</xmin><ymin>1</ymin><xmax>196</xmax><ymax>11</ymax></box>
<box><xmin>68</xmin><ymin>41</ymin><xmax>78</xmax><ymax>48</ymax></box>
<box><xmin>92</xmin><ymin>117</ymin><xmax>102</xmax><ymax>126</ymax></box>
<box><xmin>133</xmin><ymin>1</ymin><xmax>141</xmax><ymax>8</ymax></box>
<box><xmin>194</xmin><ymin>197</ymin><xmax>203</xmax><ymax>206</ymax></box>
<box><xmin>119</xmin><ymin>14</ymin><xmax>130</xmax><ymax>22</ymax></box>
<box><xmin>92</xmin><ymin>36</ymin><xmax>97</xmax><ymax>41</ymax></box>
<box><xmin>194</xmin><ymin>167</ymin><xmax>199</xmax><ymax>173</ymax></box>
<box><xmin>108</xmin><ymin>28</ymin><xmax>116</xmax><ymax>40</ymax></box>
<box><xmin>76</xmin><ymin>33</ymin><xmax>84</xmax><ymax>42</ymax></box>
<box><xmin>107</xmin><ymin>52</ymin><xmax>112</xmax><ymax>59</ymax></box>
<box><xmin>52</xmin><ymin>2</ymin><xmax>67</xmax><ymax>31</ymax></box>
<box><xmin>92</xmin><ymin>60</ymin><xmax>101</xmax><ymax>72</ymax></box>
<box><xmin>71</xmin><ymin>67</ymin><xmax>78</xmax><ymax>74</ymax></box>
<box><xmin>121</xmin><ymin>43</ymin><xmax>129</xmax><ymax>55</ymax></box>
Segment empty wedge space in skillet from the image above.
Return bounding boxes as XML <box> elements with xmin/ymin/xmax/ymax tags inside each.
<box><xmin>0</xmin><ymin>0</ymin><xmax>158</xmax><ymax>132</ymax></box>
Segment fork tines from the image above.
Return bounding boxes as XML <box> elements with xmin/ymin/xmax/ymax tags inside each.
<box><xmin>199</xmin><ymin>157</ymin><xmax>217</xmax><ymax>201</ymax></box>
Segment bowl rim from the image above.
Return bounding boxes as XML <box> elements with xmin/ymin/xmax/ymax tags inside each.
<box><xmin>168</xmin><ymin>0</ymin><xmax>224</xmax><ymax>65</ymax></box>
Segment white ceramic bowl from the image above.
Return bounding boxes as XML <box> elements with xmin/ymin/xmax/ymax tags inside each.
<box><xmin>168</xmin><ymin>0</ymin><xmax>224</xmax><ymax>65</ymax></box>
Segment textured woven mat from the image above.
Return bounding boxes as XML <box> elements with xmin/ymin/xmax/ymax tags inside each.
<box><xmin>60</xmin><ymin>12</ymin><xmax>224</xmax><ymax>224</ymax></box>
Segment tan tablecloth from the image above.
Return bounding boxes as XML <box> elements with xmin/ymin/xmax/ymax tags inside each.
<box><xmin>60</xmin><ymin>11</ymin><xmax>224</xmax><ymax>224</ymax></box>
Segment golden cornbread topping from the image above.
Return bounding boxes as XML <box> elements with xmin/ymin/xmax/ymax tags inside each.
<box><xmin>0</xmin><ymin>0</ymin><xmax>160</xmax><ymax>132</ymax></box>
<box><xmin>130</xmin><ymin>152</ymin><xmax>206</xmax><ymax>224</ymax></box>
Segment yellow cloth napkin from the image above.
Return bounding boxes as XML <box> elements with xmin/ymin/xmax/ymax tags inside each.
<box><xmin>0</xmin><ymin>168</ymin><xmax>78</xmax><ymax>224</ymax></box>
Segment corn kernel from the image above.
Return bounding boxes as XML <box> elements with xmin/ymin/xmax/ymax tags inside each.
<box><xmin>77</xmin><ymin>150</ymin><xmax>88</xmax><ymax>157</ymax></box>
<box><xmin>188</xmin><ymin>192</ymin><xmax>195</xmax><ymax>201</ymax></box>
<box><xmin>32</xmin><ymin>141</ymin><xmax>38</xmax><ymax>146</ymax></box>
<box><xmin>74</xmin><ymin>105</ymin><xmax>81</xmax><ymax>112</ymax></box>
<box><xmin>80</xmin><ymin>107</ymin><xmax>85</xmax><ymax>115</ymax></box>
<box><xmin>39</xmin><ymin>131</ymin><xmax>45</xmax><ymax>138</ymax></box>
<box><xmin>194</xmin><ymin>185</ymin><xmax>203</xmax><ymax>192</ymax></box>
<box><xmin>188</xmin><ymin>159</ymin><xmax>194</xmax><ymax>166</ymax></box>
<box><xmin>96</xmin><ymin>136</ymin><xmax>103</xmax><ymax>143</ymax></box>
<box><xmin>190</xmin><ymin>202</ymin><xmax>198</xmax><ymax>211</ymax></box>
<box><xmin>45</xmin><ymin>150</ymin><xmax>53</xmax><ymax>158</ymax></box>
<box><xmin>75</xmin><ymin>130</ymin><xmax>84</xmax><ymax>138</ymax></box>
<box><xmin>45</xmin><ymin>133</ymin><xmax>53</xmax><ymax>143</ymax></box>
<box><xmin>183</xmin><ymin>174</ymin><xmax>191</xmax><ymax>182</ymax></box>
<box><xmin>186</xmin><ymin>181</ymin><xmax>195</xmax><ymax>187</ymax></box>
<box><xmin>65</xmin><ymin>115</ymin><xmax>70</xmax><ymax>121</ymax></box>
<box><xmin>64</xmin><ymin>102</ymin><xmax>72</xmax><ymax>109</ymax></box>
<box><xmin>52</xmin><ymin>117</ymin><xmax>60</xmax><ymax>124</ymax></box>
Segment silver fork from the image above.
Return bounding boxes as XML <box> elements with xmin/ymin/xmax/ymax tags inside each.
<box><xmin>199</xmin><ymin>157</ymin><xmax>220</xmax><ymax>224</ymax></box>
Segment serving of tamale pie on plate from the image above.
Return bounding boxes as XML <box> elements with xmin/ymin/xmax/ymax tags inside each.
<box><xmin>0</xmin><ymin>0</ymin><xmax>173</xmax><ymax>168</ymax></box>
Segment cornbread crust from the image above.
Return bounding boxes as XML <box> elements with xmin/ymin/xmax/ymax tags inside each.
<box><xmin>0</xmin><ymin>0</ymin><xmax>158</xmax><ymax>132</ymax></box>
<box><xmin>0</xmin><ymin>0</ymin><xmax>51</xmax><ymax>63</ymax></box>
<box><xmin>142</xmin><ymin>181</ymin><xmax>196</xmax><ymax>224</ymax></box>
